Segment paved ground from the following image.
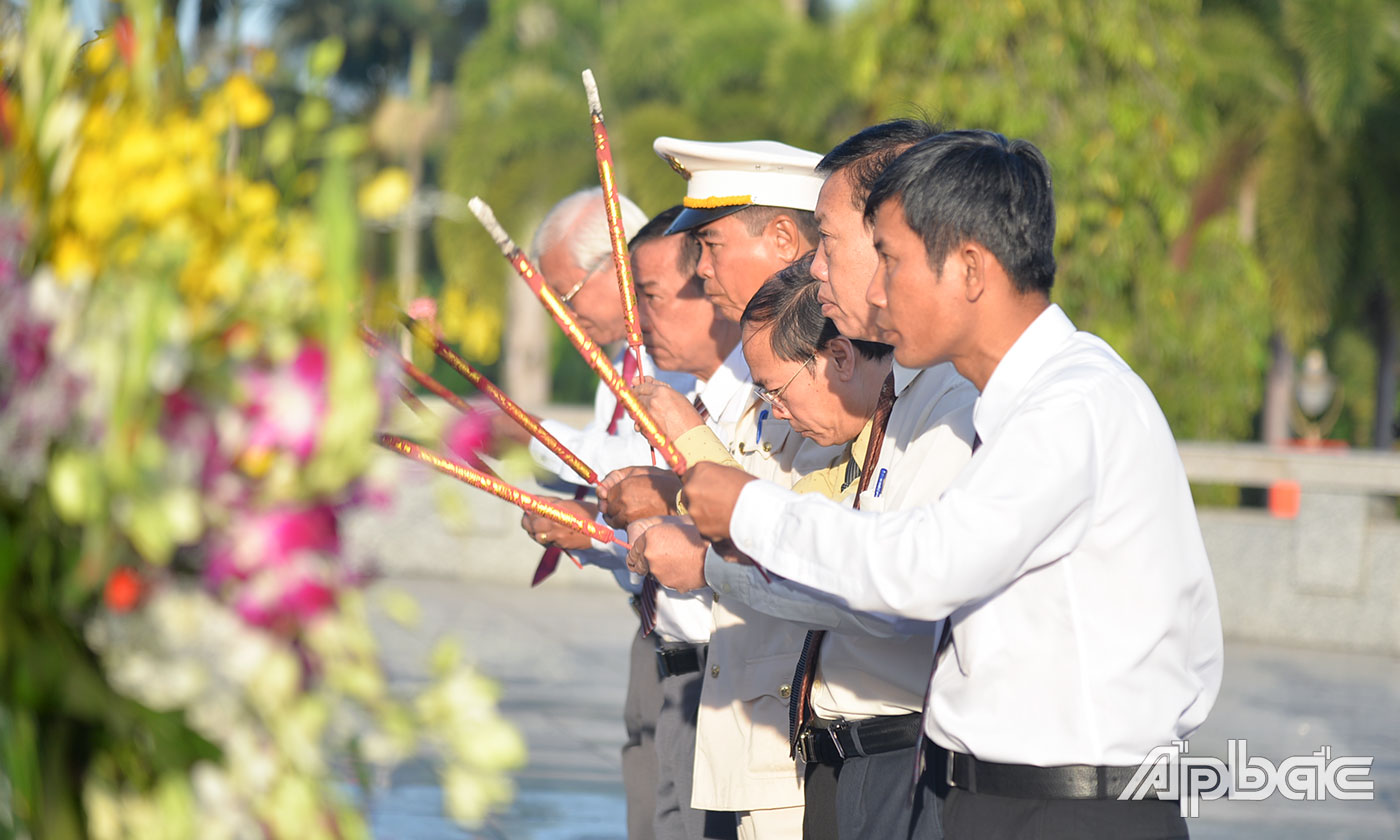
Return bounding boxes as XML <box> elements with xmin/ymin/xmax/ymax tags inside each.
<box><xmin>364</xmin><ymin>575</ymin><xmax>1400</xmax><ymax>840</ymax></box>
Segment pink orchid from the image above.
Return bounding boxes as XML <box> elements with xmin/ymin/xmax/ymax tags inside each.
<box><xmin>242</xmin><ymin>341</ymin><xmax>327</xmax><ymax>462</ymax></box>
<box><xmin>406</xmin><ymin>296</ymin><xmax>440</xmax><ymax>336</ymax></box>
<box><xmin>443</xmin><ymin>408</ymin><xmax>493</xmax><ymax>466</ymax></box>
<box><xmin>205</xmin><ymin>504</ymin><xmax>341</xmax><ymax>629</ymax></box>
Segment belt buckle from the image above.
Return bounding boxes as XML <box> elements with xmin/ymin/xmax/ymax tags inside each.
<box><xmin>828</xmin><ymin>720</ymin><xmax>848</xmax><ymax>760</ymax></box>
<box><xmin>945</xmin><ymin>748</ymin><xmax>956</xmax><ymax>789</ymax></box>
<box><xmin>795</xmin><ymin>729</ymin><xmax>814</xmax><ymax>764</ymax></box>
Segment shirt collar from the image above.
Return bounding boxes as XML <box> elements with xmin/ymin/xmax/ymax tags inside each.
<box><xmin>973</xmin><ymin>304</ymin><xmax>1076</xmax><ymax>443</ymax></box>
<box><xmin>697</xmin><ymin>342</ymin><xmax>754</xmax><ymax>423</ymax></box>
<box><xmin>892</xmin><ymin>361</ymin><xmax>921</xmax><ymax>395</ymax></box>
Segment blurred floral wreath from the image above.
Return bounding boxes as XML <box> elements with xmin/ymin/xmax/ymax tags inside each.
<box><xmin>0</xmin><ymin>1</ymin><xmax>523</xmax><ymax>837</ymax></box>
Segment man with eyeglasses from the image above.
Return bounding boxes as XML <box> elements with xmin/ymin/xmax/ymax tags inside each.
<box><xmin>596</xmin><ymin>138</ymin><xmax>843</xmax><ymax>840</ymax></box>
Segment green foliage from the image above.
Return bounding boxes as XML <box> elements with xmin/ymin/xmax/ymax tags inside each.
<box><xmin>430</xmin><ymin>0</ymin><xmax>1398</xmax><ymax>443</ymax></box>
<box><xmin>841</xmin><ymin>0</ymin><xmax>1269</xmax><ymax>439</ymax></box>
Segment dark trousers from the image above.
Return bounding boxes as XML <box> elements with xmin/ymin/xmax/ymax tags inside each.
<box><xmin>913</xmin><ymin>739</ymin><xmax>1189</xmax><ymax>840</ymax></box>
<box><xmin>655</xmin><ymin>647</ymin><xmax>736</xmax><ymax>840</ymax></box>
<box><xmin>939</xmin><ymin>789</ymin><xmax>1188</xmax><ymax>840</ymax></box>
<box><xmin>803</xmin><ymin>744</ymin><xmax>942</xmax><ymax>840</ymax></box>
<box><xmin>622</xmin><ymin>631</ymin><xmax>663</xmax><ymax>840</ymax></box>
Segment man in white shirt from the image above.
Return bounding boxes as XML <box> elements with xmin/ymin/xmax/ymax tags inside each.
<box><xmin>511</xmin><ymin>193</ymin><xmax>690</xmax><ymax>840</ymax></box>
<box><xmin>618</xmin><ymin>137</ymin><xmax>840</xmax><ymax>840</ymax></box>
<box><xmin>521</xmin><ymin>204</ymin><xmax>749</xmax><ymax>839</ymax></box>
<box><xmin>677</xmin><ymin>130</ymin><xmax>1223</xmax><ymax>839</ymax></box>
<box><xmin>704</xmin><ymin>120</ymin><xmax>977</xmax><ymax>840</ymax></box>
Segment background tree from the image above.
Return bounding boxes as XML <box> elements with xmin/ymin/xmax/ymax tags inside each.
<box><xmin>434</xmin><ymin>0</ymin><xmax>853</xmax><ymax>403</ymax></box>
<box><xmin>1187</xmin><ymin>0</ymin><xmax>1400</xmax><ymax>446</ymax></box>
<box><xmin>838</xmin><ymin>0</ymin><xmax>1271</xmax><ymax>440</ymax></box>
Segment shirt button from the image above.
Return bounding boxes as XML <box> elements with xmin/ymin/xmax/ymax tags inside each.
<box><xmin>761</xmin><ymin>442</ymin><xmax>772</xmax><ymax>453</ymax></box>
<box><xmin>779</xmin><ymin>684</ymin><xmax>791</xmax><ymax>699</ymax></box>
<box><xmin>711</xmin><ymin>665</ymin><xmax>721</xmax><ymax>678</ymax></box>
<box><xmin>737</xmin><ymin>442</ymin><xmax>749</xmax><ymax>455</ymax></box>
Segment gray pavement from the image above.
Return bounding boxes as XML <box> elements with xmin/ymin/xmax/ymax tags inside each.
<box><xmin>349</xmin><ymin>446</ymin><xmax>1400</xmax><ymax>838</ymax></box>
<box><xmin>365</xmin><ymin>574</ymin><xmax>1400</xmax><ymax>840</ymax></box>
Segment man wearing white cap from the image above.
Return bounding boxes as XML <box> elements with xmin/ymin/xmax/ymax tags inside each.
<box><xmin>613</xmin><ymin>137</ymin><xmax>839</xmax><ymax>840</ymax></box>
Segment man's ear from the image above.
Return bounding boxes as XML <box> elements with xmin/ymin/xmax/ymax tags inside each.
<box><xmin>768</xmin><ymin>214</ymin><xmax>804</xmax><ymax>263</ymax></box>
<box><xmin>962</xmin><ymin>242</ymin><xmax>988</xmax><ymax>303</ymax></box>
<box><xmin>825</xmin><ymin>336</ymin><xmax>858</xmax><ymax>382</ymax></box>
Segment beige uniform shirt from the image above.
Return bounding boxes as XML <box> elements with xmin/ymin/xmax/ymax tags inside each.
<box><xmin>675</xmin><ymin>399</ymin><xmax>841</xmax><ymax>812</ymax></box>
<box><xmin>707</xmin><ymin>363</ymin><xmax>978</xmax><ymax>721</ymax></box>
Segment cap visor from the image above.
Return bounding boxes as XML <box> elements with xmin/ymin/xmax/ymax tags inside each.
<box><xmin>665</xmin><ymin>205</ymin><xmax>748</xmax><ymax>235</ymax></box>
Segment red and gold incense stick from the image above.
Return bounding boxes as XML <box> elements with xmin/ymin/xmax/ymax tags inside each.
<box><xmin>467</xmin><ymin>197</ymin><xmax>688</xmax><ymax>473</ymax></box>
<box><xmin>361</xmin><ymin>324</ymin><xmax>600</xmax><ymax>486</ymax></box>
<box><xmin>582</xmin><ymin>68</ymin><xmax>642</xmax><ymax>377</ymax></box>
<box><xmin>379</xmin><ymin>434</ymin><xmax>628</xmax><ymax>548</ymax></box>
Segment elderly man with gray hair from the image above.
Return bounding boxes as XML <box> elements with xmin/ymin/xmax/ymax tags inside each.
<box><xmin>503</xmin><ymin>187</ymin><xmax>697</xmax><ymax>840</ymax></box>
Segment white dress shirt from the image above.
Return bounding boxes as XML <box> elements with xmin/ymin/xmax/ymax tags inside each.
<box><xmin>524</xmin><ymin>347</ymin><xmax>711</xmax><ymax>642</ymax></box>
<box><xmin>729</xmin><ymin>305</ymin><xmax>1223</xmax><ymax>766</ymax></box>
<box><xmin>707</xmin><ymin>362</ymin><xmax>978</xmax><ymax>720</ymax></box>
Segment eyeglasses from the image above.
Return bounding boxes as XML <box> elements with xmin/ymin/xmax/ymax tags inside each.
<box><xmin>558</xmin><ymin>253</ymin><xmax>612</xmax><ymax>304</ymax></box>
<box><xmin>753</xmin><ymin>354</ymin><xmax>816</xmax><ymax>407</ymax></box>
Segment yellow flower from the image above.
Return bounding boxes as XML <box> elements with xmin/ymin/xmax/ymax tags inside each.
<box><xmin>357</xmin><ymin>168</ymin><xmax>413</xmax><ymax>221</ymax></box>
<box><xmin>236</xmin><ymin>180</ymin><xmax>279</xmax><ymax>221</ymax></box>
<box><xmin>136</xmin><ymin>163</ymin><xmax>191</xmax><ymax>224</ymax></box>
<box><xmin>84</xmin><ymin>36</ymin><xmax>115</xmax><ymax>75</ymax></box>
<box><xmin>53</xmin><ymin>233</ymin><xmax>98</xmax><ymax>281</ymax></box>
<box><xmin>224</xmin><ymin>73</ymin><xmax>272</xmax><ymax>128</ymax></box>
<box><xmin>113</xmin><ymin>121</ymin><xmax>164</xmax><ymax>174</ymax></box>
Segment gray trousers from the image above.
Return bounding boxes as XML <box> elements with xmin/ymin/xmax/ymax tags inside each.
<box><xmin>804</xmin><ymin>745</ymin><xmax>942</xmax><ymax>840</ymax></box>
<box><xmin>655</xmin><ymin>646</ymin><xmax>737</xmax><ymax>840</ymax></box>
<box><xmin>623</xmin><ymin>630</ymin><xmax>663</xmax><ymax>840</ymax></box>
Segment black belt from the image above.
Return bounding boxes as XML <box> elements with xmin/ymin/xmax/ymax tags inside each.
<box><xmin>656</xmin><ymin>644</ymin><xmax>705</xmax><ymax>678</ymax></box>
<box><xmin>945</xmin><ymin>750</ymin><xmax>1158</xmax><ymax>800</ymax></box>
<box><xmin>796</xmin><ymin>714</ymin><xmax>923</xmax><ymax>766</ymax></box>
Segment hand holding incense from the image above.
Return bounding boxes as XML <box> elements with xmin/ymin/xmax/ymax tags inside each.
<box><xmin>378</xmin><ymin>434</ymin><xmax>628</xmax><ymax>548</ymax></box>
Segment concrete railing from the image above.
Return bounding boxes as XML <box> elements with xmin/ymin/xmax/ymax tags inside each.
<box><xmin>1179</xmin><ymin>442</ymin><xmax>1400</xmax><ymax>656</ymax></box>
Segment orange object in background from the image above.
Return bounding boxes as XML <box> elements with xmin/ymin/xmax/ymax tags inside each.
<box><xmin>1268</xmin><ymin>480</ymin><xmax>1302</xmax><ymax>519</ymax></box>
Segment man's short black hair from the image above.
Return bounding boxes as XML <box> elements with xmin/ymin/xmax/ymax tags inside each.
<box><xmin>734</xmin><ymin>204</ymin><xmax>820</xmax><ymax>247</ymax></box>
<box><xmin>741</xmin><ymin>253</ymin><xmax>892</xmax><ymax>362</ymax></box>
<box><xmin>632</xmin><ymin>205</ymin><xmax>701</xmax><ymax>283</ymax></box>
<box><xmin>817</xmin><ymin>118</ymin><xmax>943</xmax><ymax>208</ymax></box>
<box><xmin>864</xmin><ymin>130</ymin><xmax>1057</xmax><ymax>295</ymax></box>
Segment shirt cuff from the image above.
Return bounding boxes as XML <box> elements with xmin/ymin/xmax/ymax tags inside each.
<box><xmin>675</xmin><ymin>424</ymin><xmax>740</xmax><ymax>468</ymax></box>
<box><xmin>729</xmin><ymin>479</ymin><xmax>801</xmax><ymax>572</ymax></box>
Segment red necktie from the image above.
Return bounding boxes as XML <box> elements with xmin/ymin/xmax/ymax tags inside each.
<box><xmin>790</xmin><ymin>372</ymin><xmax>898</xmax><ymax>748</ymax></box>
<box><xmin>531</xmin><ymin>350</ymin><xmax>640</xmax><ymax>586</ymax></box>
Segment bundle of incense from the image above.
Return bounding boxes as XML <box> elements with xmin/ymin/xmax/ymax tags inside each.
<box><xmin>582</xmin><ymin>68</ymin><xmax>643</xmax><ymax>374</ymax></box>
<box><xmin>379</xmin><ymin>434</ymin><xmax>628</xmax><ymax>549</ymax></box>
<box><xmin>360</xmin><ymin>324</ymin><xmax>600</xmax><ymax>486</ymax></box>
<box><xmin>467</xmin><ymin>196</ymin><xmax>687</xmax><ymax>473</ymax></box>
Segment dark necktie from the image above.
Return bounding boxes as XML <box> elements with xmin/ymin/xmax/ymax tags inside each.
<box><xmin>789</xmin><ymin>371</ymin><xmax>898</xmax><ymax>749</ymax></box>
<box><xmin>531</xmin><ymin>350</ymin><xmax>640</xmax><ymax>586</ymax></box>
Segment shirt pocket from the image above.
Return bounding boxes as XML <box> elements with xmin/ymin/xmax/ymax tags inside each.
<box><xmin>737</xmin><ymin>651</ymin><xmax>799</xmax><ymax>703</ymax></box>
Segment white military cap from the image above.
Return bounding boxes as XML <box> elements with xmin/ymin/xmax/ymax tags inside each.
<box><xmin>653</xmin><ymin>136</ymin><xmax>824</xmax><ymax>234</ymax></box>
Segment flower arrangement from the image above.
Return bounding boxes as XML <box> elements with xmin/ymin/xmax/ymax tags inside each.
<box><xmin>0</xmin><ymin>1</ymin><xmax>523</xmax><ymax>836</ymax></box>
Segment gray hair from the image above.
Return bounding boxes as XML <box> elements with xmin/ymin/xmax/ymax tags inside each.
<box><xmin>530</xmin><ymin>187</ymin><xmax>648</xmax><ymax>272</ymax></box>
